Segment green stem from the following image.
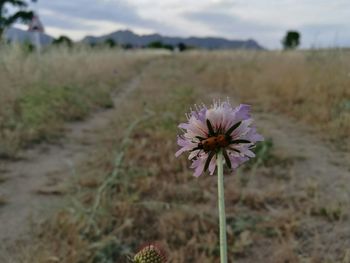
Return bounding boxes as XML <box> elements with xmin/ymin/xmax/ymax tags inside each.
<box><xmin>217</xmin><ymin>150</ymin><xmax>228</xmax><ymax>263</ymax></box>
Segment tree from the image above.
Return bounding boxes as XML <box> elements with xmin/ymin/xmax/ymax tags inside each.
<box><xmin>147</xmin><ymin>41</ymin><xmax>173</xmax><ymax>51</ymax></box>
<box><xmin>104</xmin><ymin>38</ymin><xmax>117</xmax><ymax>48</ymax></box>
<box><xmin>121</xmin><ymin>43</ymin><xmax>133</xmax><ymax>50</ymax></box>
<box><xmin>52</xmin><ymin>35</ymin><xmax>73</xmax><ymax>47</ymax></box>
<box><xmin>0</xmin><ymin>0</ymin><xmax>34</xmax><ymax>40</ymax></box>
<box><xmin>177</xmin><ymin>42</ymin><xmax>187</xmax><ymax>52</ymax></box>
<box><xmin>282</xmin><ymin>31</ymin><xmax>301</xmax><ymax>50</ymax></box>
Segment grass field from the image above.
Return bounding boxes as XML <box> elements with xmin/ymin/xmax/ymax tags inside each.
<box><xmin>0</xmin><ymin>45</ymin><xmax>160</xmax><ymax>158</ymax></box>
<box><xmin>1</xmin><ymin>47</ymin><xmax>350</xmax><ymax>263</ymax></box>
<box><xmin>186</xmin><ymin>50</ymin><xmax>350</xmax><ymax>142</ymax></box>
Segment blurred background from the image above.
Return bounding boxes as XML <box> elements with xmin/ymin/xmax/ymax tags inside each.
<box><xmin>0</xmin><ymin>1</ymin><xmax>349</xmax><ymax>263</ymax></box>
<box><xmin>3</xmin><ymin>0</ymin><xmax>350</xmax><ymax>50</ymax></box>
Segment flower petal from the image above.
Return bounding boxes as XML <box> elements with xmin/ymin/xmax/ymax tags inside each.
<box><xmin>191</xmin><ymin>158</ymin><xmax>206</xmax><ymax>177</ymax></box>
<box><xmin>208</xmin><ymin>155</ymin><xmax>217</xmax><ymax>175</ymax></box>
<box><xmin>234</xmin><ymin>104</ymin><xmax>251</xmax><ymax>121</ymax></box>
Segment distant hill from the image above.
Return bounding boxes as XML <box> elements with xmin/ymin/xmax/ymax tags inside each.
<box><xmin>82</xmin><ymin>30</ymin><xmax>264</xmax><ymax>50</ymax></box>
<box><xmin>4</xmin><ymin>27</ymin><xmax>264</xmax><ymax>50</ymax></box>
<box><xmin>4</xmin><ymin>27</ymin><xmax>54</xmax><ymax>45</ymax></box>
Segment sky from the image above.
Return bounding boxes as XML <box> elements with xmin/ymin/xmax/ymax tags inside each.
<box><xmin>15</xmin><ymin>0</ymin><xmax>350</xmax><ymax>49</ymax></box>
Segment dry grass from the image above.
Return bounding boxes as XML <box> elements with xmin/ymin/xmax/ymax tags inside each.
<box><xmin>9</xmin><ymin>51</ymin><xmax>350</xmax><ymax>263</ymax></box>
<box><xmin>0</xmin><ymin>45</ymin><xmax>161</xmax><ymax>158</ymax></box>
<box><xmin>0</xmin><ymin>195</ymin><xmax>8</xmax><ymax>206</ymax></box>
<box><xmin>185</xmin><ymin>50</ymin><xmax>350</xmax><ymax>147</ymax></box>
<box><xmin>0</xmin><ymin>175</ymin><xmax>8</xmax><ymax>184</ymax></box>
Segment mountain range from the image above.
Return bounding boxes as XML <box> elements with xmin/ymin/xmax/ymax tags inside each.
<box><xmin>4</xmin><ymin>27</ymin><xmax>54</xmax><ymax>45</ymax></box>
<box><xmin>82</xmin><ymin>30</ymin><xmax>264</xmax><ymax>50</ymax></box>
<box><xmin>5</xmin><ymin>27</ymin><xmax>264</xmax><ymax>50</ymax></box>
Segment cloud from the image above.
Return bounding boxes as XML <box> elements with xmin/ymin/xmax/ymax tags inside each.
<box><xmin>185</xmin><ymin>11</ymin><xmax>279</xmax><ymax>35</ymax></box>
<box><xmin>39</xmin><ymin>10</ymin><xmax>99</xmax><ymax>31</ymax></box>
<box><xmin>38</xmin><ymin>1</ymin><xmax>145</xmax><ymax>27</ymax></box>
<box><xmin>184</xmin><ymin>10</ymin><xmax>282</xmax><ymax>48</ymax></box>
<box><xmin>183</xmin><ymin>1</ymin><xmax>350</xmax><ymax>48</ymax></box>
<box><xmin>22</xmin><ymin>0</ymin><xmax>350</xmax><ymax>48</ymax></box>
<box><xmin>300</xmin><ymin>24</ymin><xmax>350</xmax><ymax>47</ymax></box>
<box><xmin>33</xmin><ymin>0</ymin><xmax>175</xmax><ymax>39</ymax></box>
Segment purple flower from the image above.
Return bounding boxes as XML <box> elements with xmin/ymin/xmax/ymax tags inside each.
<box><xmin>176</xmin><ymin>100</ymin><xmax>264</xmax><ymax>177</ymax></box>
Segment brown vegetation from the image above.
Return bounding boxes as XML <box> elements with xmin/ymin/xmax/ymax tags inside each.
<box><xmin>186</xmin><ymin>50</ymin><xmax>350</xmax><ymax>146</ymax></box>
<box><xmin>0</xmin><ymin>45</ymin><xmax>159</xmax><ymax>158</ymax></box>
<box><xmin>1</xmin><ymin>49</ymin><xmax>349</xmax><ymax>262</ymax></box>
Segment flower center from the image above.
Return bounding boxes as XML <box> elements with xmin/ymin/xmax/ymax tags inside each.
<box><xmin>200</xmin><ymin>134</ymin><xmax>230</xmax><ymax>152</ymax></box>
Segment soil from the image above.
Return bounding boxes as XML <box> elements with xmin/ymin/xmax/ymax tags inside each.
<box><xmin>0</xmin><ymin>61</ymin><xmax>149</xmax><ymax>252</ymax></box>
<box><xmin>0</xmin><ymin>57</ymin><xmax>349</xmax><ymax>258</ymax></box>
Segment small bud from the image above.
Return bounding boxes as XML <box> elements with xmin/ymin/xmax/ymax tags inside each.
<box><xmin>132</xmin><ymin>243</ymin><xmax>167</xmax><ymax>263</ymax></box>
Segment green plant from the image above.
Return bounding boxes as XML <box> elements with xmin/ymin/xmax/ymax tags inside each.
<box><xmin>282</xmin><ymin>31</ymin><xmax>301</xmax><ymax>50</ymax></box>
<box><xmin>52</xmin><ymin>35</ymin><xmax>73</xmax><ymax>47</ymax></box>
<box><xmin>0</xmin><ymin>0</ymin><xmax>33</xmax><ymax>40</ymax></box>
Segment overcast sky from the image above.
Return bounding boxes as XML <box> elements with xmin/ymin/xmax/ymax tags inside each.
<box><xmin>16</xmin><ymin>0</ymin><xmax>350</xmax><ymax>49</ymax></box>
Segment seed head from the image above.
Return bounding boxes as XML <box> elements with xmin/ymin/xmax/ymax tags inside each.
<box><xmin>132</xmin><ymin>243</ymin><xmax>167</xmax><ymax>263</ymax></box>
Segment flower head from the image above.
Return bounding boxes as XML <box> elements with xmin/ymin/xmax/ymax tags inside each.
<box><xmin>131</xmin><ymin>243</ymin><xmax>167</xmax><ymax>263</ymax></box>
<box><xmin>176</xmin><ymin>100</ymin><xmax>263</xmax><ymax>177</ymax></box>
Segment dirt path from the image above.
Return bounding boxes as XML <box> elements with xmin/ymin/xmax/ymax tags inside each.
<box><xmin>255</xmin><ymin>112</ymin><xmax>350</xmax><ymax>199</ymax></box>
<box><xmin>0</xmin><ymin>60</ymin><xmax>154</xmax><ymax>251</ymax></box>
<box><xmin>0</xmin><ymin>56</ymin><xmax>349</xmax><ymax>258</ymax></box>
